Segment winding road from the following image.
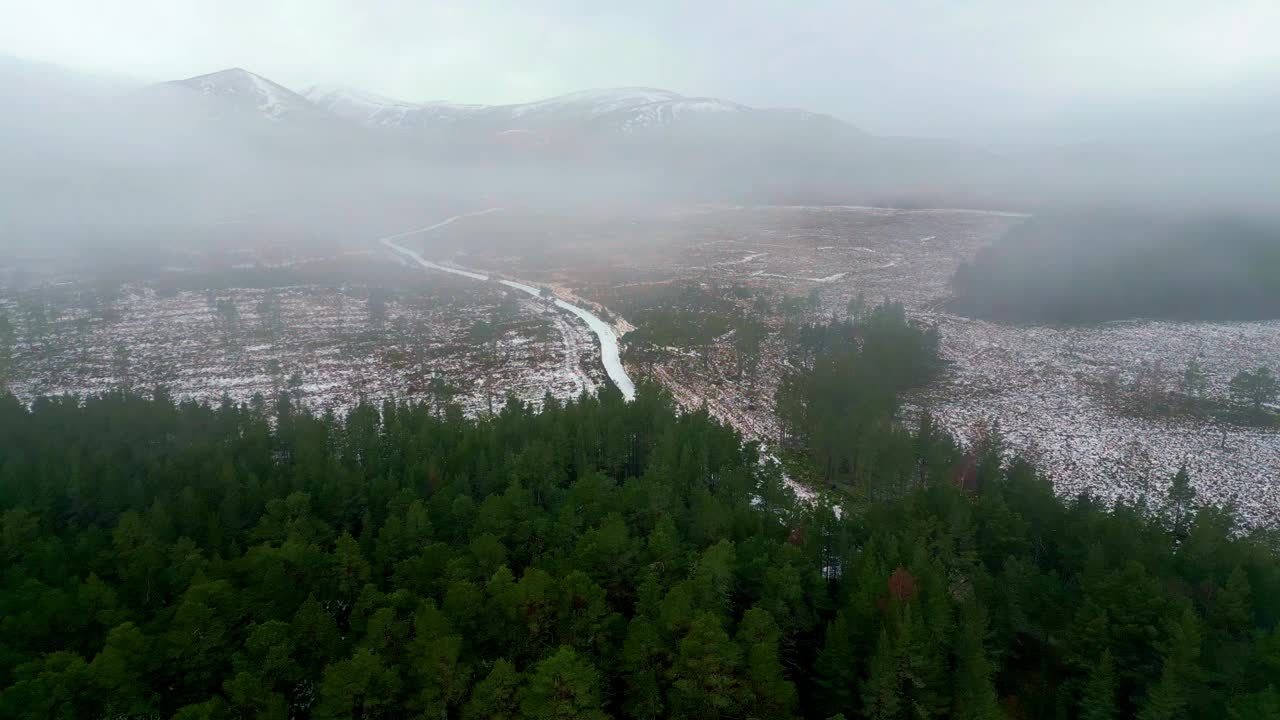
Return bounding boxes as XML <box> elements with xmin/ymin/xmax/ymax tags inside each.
<box><xmin>377</xmin><ymin>210</ymin><xmax>637</xmax><ymax>401</ymax></box>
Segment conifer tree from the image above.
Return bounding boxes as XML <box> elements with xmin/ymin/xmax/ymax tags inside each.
<box><xmin>520</xmin><ymin>647</ymin><xmax>609</xmax><ymax>720</ymax></box>
<box><xmin>1080</xmin><ymin>650</ymin><xmax>1118</xmax><ymax>720</ymax></box>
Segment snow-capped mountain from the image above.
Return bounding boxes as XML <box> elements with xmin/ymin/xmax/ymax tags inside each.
<box><xmin>145</xmin><ymin>67</ymin><xmax>866</xmax><ymax>170</ymax></box>
<box><xmin>584</xmin><ymin>96</ymin><xmax>853</xmax><ymax>141</ymax></box>
<box><xmin>164</xmin><ymin>68</ymin><xmax>323</xmax><ymax>121</ymax></box>
<box><xmin>305</xmin><ymin>85</ymin><xmax>690</xmax><ymax>133</ymax></box>
<box><xmin>490</xmin><ymin>87</ymin><xmax>687</xmax><ymax>128</ymax></box>
<box><xmin>304</xmin><ymin>85</ymin><xmax>485</xmax><ymax>132</ymax></box>
<box><xmin>149</xmin><ymin>67</ymin><xmax>863</xmax><ymax>152</ymax></box>
<box><xmin>302</xmin><ymin>83</ymin><xmax>859</xmax><ymax>144</ymax></box>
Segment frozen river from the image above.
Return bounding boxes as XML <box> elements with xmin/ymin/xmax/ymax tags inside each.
<box><xmin>378</xmin><ymin>212</ymin><xmax>637</xmax><ymax>401</ymax></box>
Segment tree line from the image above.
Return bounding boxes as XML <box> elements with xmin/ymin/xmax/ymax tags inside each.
<box><xmin>1102</xmin><ymin>358</ymin><xmax>1278</xmax><ymax>428</ymax></box>
<box><xmin>949</xmin><ymin>211</ymin><xmax>1280</xmax><ymax>323</ymax></box>
<box><xmin>776</xmin><ymin>301</ymin><xmax>944</xmax><ymax>496</ymax></box>
<box><xmin>1</xmin><ymin>328</ymin><xmax>1279</xmax><ymax>718</ymax></box>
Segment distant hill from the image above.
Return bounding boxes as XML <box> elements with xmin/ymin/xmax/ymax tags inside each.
<box><xmin>15</xmin><ymin>62</ymin><xmax>1275</xmax><ymax>227</ymax></box>
<box><xmin>148</xmin><ymin>68</ymin><xmax>864</xmax><ymax>154</ymax></box>
<box><xmin>163</xmin><ymin>68</ymin><xmax>328</xmax><ymax>122</ymax></box>
<box><xmin>302</xmin><ymin>83</ymin><xmax>862</xmax><ymax>148</ymax></box>
<box><xmin>128</xmin><ymin>68</ymin><xmax>903</xmax><ymax>208</ymax></box>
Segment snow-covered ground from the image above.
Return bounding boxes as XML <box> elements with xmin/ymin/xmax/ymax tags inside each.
<box><xmin>5</xmin><ymin>204</ymin><xmax>1275</xmax><ymax>524</ymax></box>
<box><xmin>432</xmin><ymin>204</ymin><xmax>1279</xmax><ymax>526</ymax></box>
<box><xmin>379</xmin><ymin>211</ymin><xmax>636</xmax><ymax>400</ymax></box>
<box><xmin>497</xmin><ymin>279</ymin><xmax>635</xmax><ymax>401</ymax></box>
<box><xmin>1</xmin><ymin>281</ymin><xmax>602</xmax><ymax>418</ymax></box>
<box><xmin>914</xmin><ymin>313</ymin><xmax>1280</xmax><ymax>525</ymax></box>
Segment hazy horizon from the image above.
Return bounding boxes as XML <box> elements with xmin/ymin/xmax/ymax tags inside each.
<box><xmin>3</xmin><ymin>1</ymin><xmax>1280</xmax><ymax>242</ymax></box>
<box><xmin>3</xmin><ymin>0</ymin><xmax>1279</xmax><ymax>140</ymax></box>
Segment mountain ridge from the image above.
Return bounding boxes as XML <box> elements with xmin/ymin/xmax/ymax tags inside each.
<box><xmin>164</xmin><ymin>68</ymin><xmax>322</xmax><ymax>121</ymax></box>
<box><xmin>162</xmin><ymin>68</ymin><xmax>862</xmax><ymax>144</ymax></box>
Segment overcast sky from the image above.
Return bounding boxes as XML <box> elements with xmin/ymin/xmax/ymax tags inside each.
<box><xmin>3</xmin><ymin>0</ymin><xmax>1279</xmax><ymax>137</ymax></box>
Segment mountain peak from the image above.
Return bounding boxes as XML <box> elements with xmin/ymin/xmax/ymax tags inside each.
<box><xmin>166</xmin><ymin>68</ymin><xmax>316</xmax><ymax>120</ymax></box>
<box><xmin>181</xmin><ymin>67</ymin><xmax>264</xmax><ymax>83</ymax></box>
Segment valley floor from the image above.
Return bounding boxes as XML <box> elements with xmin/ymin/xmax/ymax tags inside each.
<box><xmin>0</xmin><ymin>261</ymin><xmax>602</xmax><ymax>417</ymax></box>
<box><xmin>436</xmin><ymin>205</ymin><xmax>1280</xmax><ymax>526</ymax></box>
<box><xmin>3</xmin><ymin>204</ymin><xmax>1277</xmax><ymax>525</ymax></box>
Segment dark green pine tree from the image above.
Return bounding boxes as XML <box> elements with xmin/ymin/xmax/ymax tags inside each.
<box><xmin>670</xmin><ymin>612</ymin><xmax>743</xmax><ymax>719</ymax></box>
<box><xmin>1138</xmin><ymin>607</ymin><xmax>1204</xmax><ymax>720</ymax></box>
<box><xmin>409</xmin><ymin>601</ymin><xmax>470</xmax><ymax>720</ymax></box>
<box><xmin>1212</xmin><ymin>566</ymin><xmax>1253</xmax><ymax>639</ymax></box>
<box><xmin>1227</xmin><ymin>686</ymin><xmax>1280</xmax><ymax>720</ymax></box>
<box><xmin>333</xmin><ymin>530</ymin><xmax>371</xmax><ymax>602</ymax></box>
<box><xmin>620</xmin><ymin>616</ymin><xmax>666</xmax><ymax>720</ymax></box>
<box><xmin>312</xmin><ymin>648</ymin><xmax>401</xmax><ymax>720</ymax></box>
<box><xmin>903</xmin><ymin>597</ymin><xmax>951</xmax><ymax>719</ymax></box>
<box><xmin>861</xmin><ymin>628</ymin><xmax>902</xmax><ymax>720</ymax></box>
<box><xmin>952</xmin><ymin>603</ymin><xmax>1002</xmax><ymax>720</ymax></box>
<box><xmin>1164</xmin><ymin>465</ymin><xmax>1197</xmax><ymax>539</ymax></box>
<box><xmin>1080</xmin><ymin>650</ymin><xmax>1118</xmax><ymax>720</ymax></box>
<box><xmin>519</xmin><ymin>646</ymin><xmax>609</xmax><ymax>720</ymax></box>
<box><xmin>736</xmin><ymin>607</ymin><xmax>798</xmax><ymax>720</ymax></box>
<box><xmin>290</xmin><ymin>594</ymin><xmax>340</xmax><ymax>676</ymax></box>
<box><xmin>813</xmin><ymin>611</ymin><xmax>860</xmax><ymax>717</ymax></box>
<box><xmin>461</xmin><ymin>659</ymin><xmax>522</xmax><ymax>720</ymax></box>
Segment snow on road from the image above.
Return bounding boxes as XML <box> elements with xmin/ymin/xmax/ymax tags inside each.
<box><xmin>377</xmin><ymin>209</ymin><xmax>501</xmax><ymax>281</ymax></box>
<box><xmin>758</xmin><ymin>271</ymin><xmax>849</xmax><ymax>283</ymax></box>
<box><xmin>498</xmin><ymin>280</ymin><xmax>636</xmax><ymax>401</ymax></box>
<box><xmin>378</xmin><ymin>211</ymin><xmax>637</xmax><ymax>401</ymax></box>
<box><xmin>720</xmin><ymin>252</ymin><xmax>768</xmax><ymax>265</ymax></box>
